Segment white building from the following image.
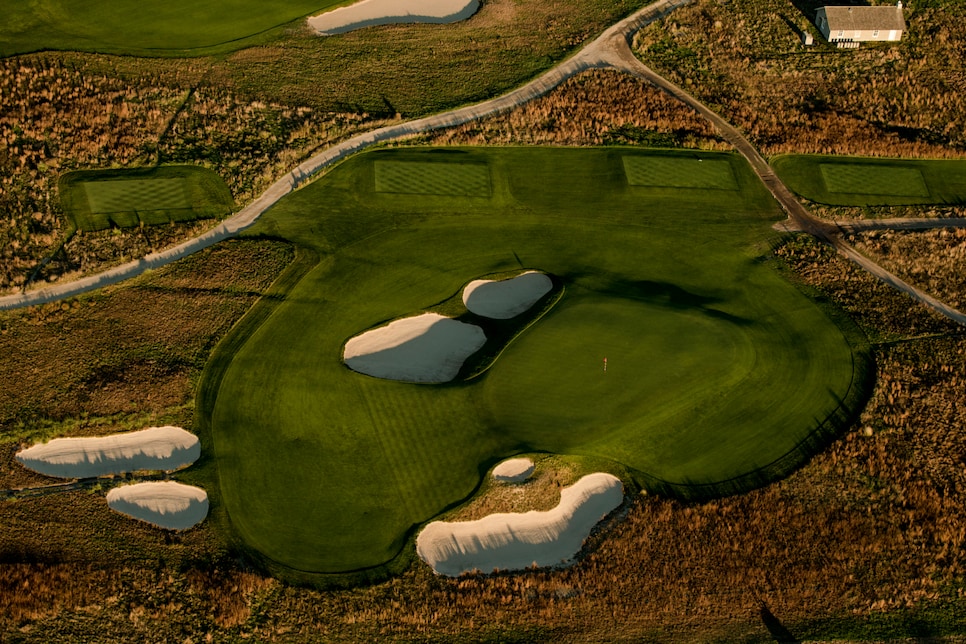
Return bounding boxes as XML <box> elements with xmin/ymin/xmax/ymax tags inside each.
<box><xmin>815</xmin><ymin>2</ymin><xmax>906</xmax><ymax>47</ymax></box>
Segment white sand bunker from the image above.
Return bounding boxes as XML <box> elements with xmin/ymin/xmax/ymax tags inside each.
<box><xmin>492</xmin><ymin>458</ymin><xmax>534</xmax><ymax>483</ymax></box>
<box><xmin>107</xmin><ymin>481</ymin><xmax>209</xmax><ymax>531</ymax></box>
<box><xmin>417</xmin><ymin>473</ymin><xmax>623</xmax><ymax>576</ymax></box>
<box><xmin>16</xmin><ymin>426</ymin><xmax>200</xmax><ymax>479</ymax></box>
<box><xmin>308</xmin><ymin>0</ymin><xmax>479</xmax><ymax>35</ymax></box>
<box><xmin>344</xmin><ymin>312</ymin><xmax>486</xmax><ymax>383</ymax></box>
<box><xmin>462</xmin><ymin>271</ymin><xmax>553</xmax><ymax>320</ymax></box>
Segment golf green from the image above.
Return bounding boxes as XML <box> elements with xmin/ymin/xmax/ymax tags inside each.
<box><xmin>204</xmin><ymin>147</ymin><xmax>870</xmax><ymax>575</ymax></box>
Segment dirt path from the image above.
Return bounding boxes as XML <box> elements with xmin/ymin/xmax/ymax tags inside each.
<box><xmin>591</xmin><ymin>37</ymin><xmax>966</xmax><ymax>328</ymax></box>
<box><xmin>0</xmin><ymin>0</ymin><xmax>692</xmax><ymax>312</ymax></box>
<box><xmin>0</xmin><ymin>472</ymin><xmax>168</xmax><ymax>501</ymax></box>
<box><xmin>2</xmin><ymin>0</ymin><xmax>964</xmax><ymax>330</ymax></box>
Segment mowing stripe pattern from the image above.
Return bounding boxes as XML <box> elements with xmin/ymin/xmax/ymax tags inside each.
<box><xmin>622</xmin><ymin>156</ymin><xmax>738</xmax><ymax>190</ymax></box>
<box><xmin>374</xmin><ymin>161</ymin><xmax>491</xmax><ymax>197</ymax></box>
<box><xmin>819</xmin><ymin>164</ymin><xmax>929</xmax><ymax>197</ymax></box>
<box><xmin>84</xmin><ymin>178</ymin><xmax>189</xmax><ymax>213</ymax></box>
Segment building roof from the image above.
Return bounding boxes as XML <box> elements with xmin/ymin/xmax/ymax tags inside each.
<box><xmin>821</xmin><ymin>5</ymin><xmax>906</xmax><ymax>32</ymax></box>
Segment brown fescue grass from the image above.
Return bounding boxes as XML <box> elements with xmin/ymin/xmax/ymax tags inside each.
<box><xmin>0</xmin><ymin>55</ymin><xmax>385</xmax><ymax>296</ymax></box>
<box><xmin>633</xmin><ymin>0</ymin><xmax>966</xmax><ymax>159</ymax></box>
<box><xmin>852</xmin><ymin>228</ymin><xmax>966</xmax><ymax>310</ymax></box>
<box><xmin>422</xmin><ymin>69</ymin><xmax>729</xmax><ymax>149</ymax></box>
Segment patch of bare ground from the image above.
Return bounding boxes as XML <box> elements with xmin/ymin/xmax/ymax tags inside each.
<box><xmin>633</xmin><ymin>0</ymin><xmax>966</xmax><ymax>158</ymax></box>
<box><xmin>0</xmin><ymin>54</ymin><xmax>386</xmax><ymax>296</ymax></box>
<box><xmin>443</xmin><ymin>457</ymin><xmax>581</xmax><ymax>522</ymax></box>
<box><xmin>422</xmin><ymin>69</ymin><xmax>729</xmax><ymax>148</ymax></box>
<box><xmin>851</xmin><ymin>228</ymin><xmax>966</xmax><ymax>310</ymax></box>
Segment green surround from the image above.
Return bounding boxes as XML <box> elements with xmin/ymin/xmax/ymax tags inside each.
<box><xmin>204</xmin><ymin>147</ymin><xmax>869</xmax><ymax>574</ymax></box>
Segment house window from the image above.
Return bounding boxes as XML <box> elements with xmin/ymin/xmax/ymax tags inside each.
<box><xmin>837</xmin><ymin>30</ymin><xmax>844</xmax><ymax>37</ymax></box>
<box><xmin>873</xmin><ymin>29</ymin><xmax>880</xmax><ymax>37</ymax></box>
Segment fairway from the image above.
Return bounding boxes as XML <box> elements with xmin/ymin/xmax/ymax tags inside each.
<box><xmin>204</xmin><ymin>147</ymin><xmax>870</xmax><ymax>575</ymax></box>
<box><xmin>59</xmin><ymin>166</ymin><xmax>233</xmax><ymax>232</ymax></box>
<box><xmin>0</xmin><ymin>0</ymin><xmax>351</xmax><ymax>57</ymax></box>
<box><xmin>772</xmin><ymin>154</ymin><xmax>966</xmax><ymax>206</ymax></box>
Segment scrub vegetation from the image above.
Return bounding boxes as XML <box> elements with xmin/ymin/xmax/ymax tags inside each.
<box><xmin>633</xmin><ymin>0</ymin><xmax>966</xmax><ymax>158</ymax></box>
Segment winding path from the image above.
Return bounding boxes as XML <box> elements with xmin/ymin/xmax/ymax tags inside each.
<box><xmin>588</xmin><ymin>31</ymin><xmax>966</xmax><ymax>328</ymax></box>
<box><xmin>2</xmin><ymin>0</ymin><xmax>965</xmax><ymax>329</ymax></box>
<box><xmin>0</xmin><ymin>0</ymin><xmax>691</xmax><ymax>311</ymax></box>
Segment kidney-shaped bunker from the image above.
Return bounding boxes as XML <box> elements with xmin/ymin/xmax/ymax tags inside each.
<box><xmin>344</xmin><ymin>313</ymin><xmax>485</xmax><ymax>383</ymax></box>
<box><xmin>462</xmin><ymin>271</ymin><xmax>553</xmax><ymax>320</ymax></box>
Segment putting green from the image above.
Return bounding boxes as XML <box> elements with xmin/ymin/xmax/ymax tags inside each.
<box><xmin>204</xmin><ymin>147</ymin><xmax>870</xmax><ymax>575</ymax></box>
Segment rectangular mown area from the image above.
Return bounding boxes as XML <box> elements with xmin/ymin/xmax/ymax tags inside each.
<box><xmin>374</xmin><ymin>161</ymin><xmax>491</xmax><ymax>197</ymax></box>
<box><xmin>622</xmin><ymin>156</ymin><xmax>738</xmax><ymax>190</ymax></box>
<box><xmin>820</xmin><ymin>164</ymin><xmax>929</xmax><ymax>197</ymax></box>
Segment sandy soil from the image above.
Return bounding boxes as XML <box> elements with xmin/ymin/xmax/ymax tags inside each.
<box><xmin>416</xmin><ymin>472</ymin><xmax>623</xmax><ymax>576</ymax></box>
<box><xmin>492</xmin><ymin>458</ymin><xmax>535</xmax><ymax>482</ymax></box>
<box><xmin>308</xmin><ymin>0</ymin><xmax>479</xmax><ymax>35</ymax></box>
<box><xmin>106</xmin><ymin>481</ymin><xmax>209</xmax><ymax>531</ymax></box>
<box><xmin>462</xmin><ymin>271</ymin><xmax>553</xmax><ymax>319</ymax></box>
<box><xmin>15</xmin><ymin>426</ymin><xmax>200</xmax><ymax>479</ymax></box>
<box><xmin>343</xmin><ymin>312</ymin><xmax>486</xmax><ymax>383</ymax></box>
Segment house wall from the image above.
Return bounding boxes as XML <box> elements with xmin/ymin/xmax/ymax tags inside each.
<box><xmin>815</xmin><ymin>8</ymin><xmax>832</xmax><ymax>40</ymax></box>
<box><xmin>814</xmin><ymin>7</ymin><xmax>904</xmax><ymax>43</ymax></box>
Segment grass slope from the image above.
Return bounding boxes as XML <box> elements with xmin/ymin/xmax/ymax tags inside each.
<box><xmin>772</xmin><ymin>154</ymin><xmax>966</xmax><ymax>206</ymax></box>
<box><xmin>59</xmin><ymin>165</ymin><xmax>233</xmax><ymax>232</ymax></box>
<box><xmin>205</xmin><ymin>147</ymin><xmax>868</xmax><ymax>575</ymax></box>
<box><xmin>0</xmin><ymin>0</ymin><xmax>353</xmax><ymax>57</ymax></box>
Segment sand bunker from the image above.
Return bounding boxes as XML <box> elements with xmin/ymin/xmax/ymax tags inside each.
<box><xmin>16</xmin><ymin>426</ymin><xmax>200</xmax><ymax>479</ymax></box>
<box><xmin>462</xmin><ymin>272</ymin><xmax>553</xmax><ymax>320</ymax></box>
<box><xmin>492</xmin><ymin>458</ymin><xmax>535</xmax><ymax>483</ymax></box>
<box><xmin>107</xmin><ymin>481</ymin><xmax>209</xmax><ymax>531</ymax></box>
<box><xmin>344</xmin><ymin>313</ymin><xmax>486</xmax><ymax>383</ymax></box>
<box><xmin>416</xmin><ymin>472</ymin><xmax>623</xmax><ymax>576</ymax></box>
<box><xmin>308</xmin><ymin>0</ymin><xmax>479</xmax><ymax>35</ymax></box>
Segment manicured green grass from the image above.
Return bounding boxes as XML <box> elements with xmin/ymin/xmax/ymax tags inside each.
<box><xmin>819</xmin><ymin>164</ymin><xmax>929</xmax><ymax>197</ymax></box>
<box><xmin>205</xmin><ymin>147</ymin><xmax>869</xmax><ymax>575</ymax></box>
<box><xmin>374</xmin><ymin>160</ymin><xmax>491</xmax><ymax>197</ymax></box>
<box><xmin>622</xmin><ymin>155</ymin><xmax>738</xmax><ymax>189</ymax></box>
<box><xmin>772</xmin><ymin>154</ymin><xmax>966</xmax><ymax>206</ymax></box>
<box><xmin>59</xmin><ymin>166</ymin><xmax>233</xmax><ymax>232</ymax></box>
<box><xmin>0</xmin><ymin>0</ymin><xmax>352</xmax><ymax>57</ymax></box>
